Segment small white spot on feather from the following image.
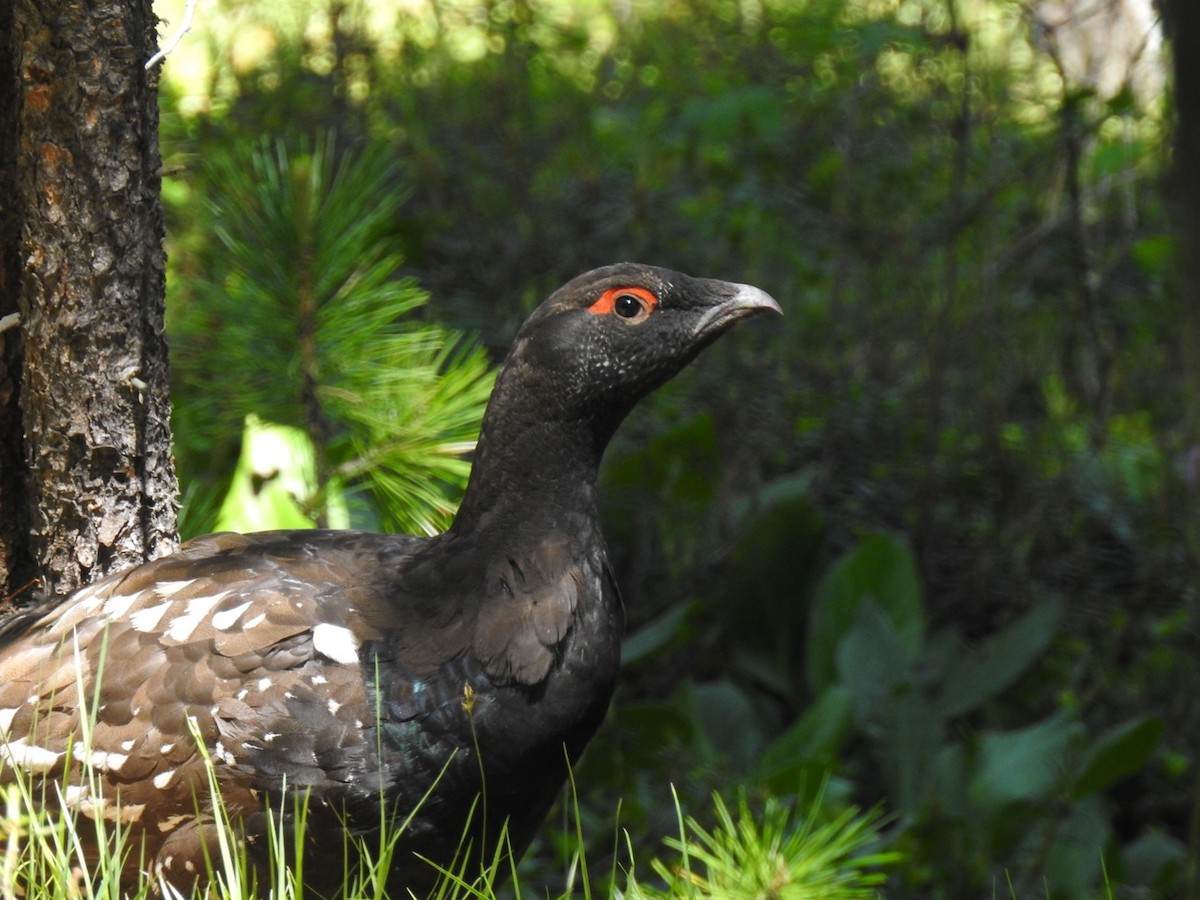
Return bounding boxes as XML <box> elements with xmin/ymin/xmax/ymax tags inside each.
<box><xmin>0</xmin><ymin>708</ymin><xmax>18</xmax><ymax>734</ymax></box>
<box><xmin>165</xmin><ymin>592</ymin><xmax>230</xmax><ymax>642</ymax></box>
<box><xmin>59</xmin><ymin>783</ymin><xmax>145</xmax><ymax>822</ymax></box>
<box><xmin>158</xmin><ymin>814</ymin><xmax>189</xmax><ymax>833</ymax></box>
<box><xmin>243</xmin><ymin>612</ymin><xmax>267</xmax><ymax>629</ymax></box>
<box><xmin>112</xmin><ymin>803</ymin><xmax>146</xmax><ymax>823</ymax></box>
<box><xmin>153</xmin><ymin>770</ymin><xmax>175</xmax><ymax>789</ymax></box>
<box><xmin>72</xmin><ymin>583</ymin><xmax>103</xmax><ymax>603</ymax></box>
<box><xmin>69</xmin><ymin>583</ymin><xmax>111</xmax><ymax>617</ymax></box>
<box><xmin>130</xmin><ymin>600</ymin><xmax>173</xmax><ymax>633</ymax></box>
<box><xmin>88</xmin><ymin>750</ymin><xmax>128</xmax><ymax>772</ymax></box>
<box><xmin>1</xmin><ymin>739</ymin><xmax>63</xmax><ymax>773</ymax></box>
<box><xmin>102</xmin><ymin>589</ymin><xmax>146</xmax><ymax>619</ymax></box>
<box><xmin>211</xmin><ymin>600</ymin><xmax>253</xmax><ymax>631</ymax></box>
<box><xmin>312</xmin><ymin>623</ymin><xmax>360</xmax><ymax>664</ymax></box>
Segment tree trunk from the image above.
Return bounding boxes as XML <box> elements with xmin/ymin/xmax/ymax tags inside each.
<box><xmin>1158</xmin><ymin>1</ymin><xmax>1200</xmax><ymax>892</ymax></box>
<box><xmin>0</xmin><ymin>0</ymin><xmax>178</xmax><ymax>608</ymax></box>
<box><xmin>1161</xmin><ymin>0</ymin><xmax>1200</xmax><ymax>445</ymax></box>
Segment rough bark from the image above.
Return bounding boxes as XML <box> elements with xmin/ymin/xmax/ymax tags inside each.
<box><xmin>0</xmin><ymin>0</ymin><xmax>178</xmax><ymax>607</ymax></box>
<box><xmin>0</xmin><ymin>0</ymin><xmax>34</xmax><ymax>605</ymax></box>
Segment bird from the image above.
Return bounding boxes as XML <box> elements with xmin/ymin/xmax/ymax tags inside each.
<box><xmin>0</xmin><ymin>263</ymin><xmax>779</xmax><ymax>897</ymax></box>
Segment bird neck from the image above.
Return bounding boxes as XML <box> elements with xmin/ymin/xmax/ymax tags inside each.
<box><xmin>448</xmin><ymin>390</ymin><xmax>614</xmax><ymax>545</ymax></box>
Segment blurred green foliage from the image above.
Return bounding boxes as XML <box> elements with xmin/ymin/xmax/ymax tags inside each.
<box><xmin>157</xmin><ymin>0</ymin><xmax>1192</xmax><ymax>895</ymax></box>
<box><xmin>168</xmin><ymin>136</ymin><xmax>494</xmax><ymax>536</ymax></box>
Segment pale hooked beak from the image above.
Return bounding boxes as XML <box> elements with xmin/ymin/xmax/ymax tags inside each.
<box><xmin>691</xmin><ymin>281</ymin><xmax>783</xmax><ymax>338</ymax></box>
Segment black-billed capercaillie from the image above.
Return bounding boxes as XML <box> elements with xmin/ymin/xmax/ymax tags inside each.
<box><xmin>0</xmin><ymin>263</ymin><xmax>779</xmax><ymax>896</ymax></box>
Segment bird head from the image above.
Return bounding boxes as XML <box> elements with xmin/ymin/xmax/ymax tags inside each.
<box><xmin>451</xmin><ymin>264</ymin><xmax>781</xmax><ymax>534</ymax></box>
<box><xmin>494</xmin><ymin>263</ymin><xmax>781</xmax><ymax>432</ymax></box>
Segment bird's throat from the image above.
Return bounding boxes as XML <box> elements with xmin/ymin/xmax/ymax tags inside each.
<box><xmin>449</xmin><ymin>411</ymin><xmax>606</xmax><ymax>544</ymax></box>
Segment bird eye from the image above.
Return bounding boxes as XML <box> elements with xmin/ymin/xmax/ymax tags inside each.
<box><xmin>586</xmin><ymin>285</ymin><xmax>659</xmax><ymax>320</ymax></box>
<box><xmin>614</xmin><ymin>293</ymin><xmax>646</xmax><ymax>320</ymax></box>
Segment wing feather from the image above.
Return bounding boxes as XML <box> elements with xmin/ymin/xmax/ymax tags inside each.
<box><xmin>473</xmin><ymin>534</ymin><xmax>580</xmax><ymax>684</ymax></box>
<box><xmin>0</xmin><ymin>529</ymin><xmax>425</xmax><ymax>876</ymax></box>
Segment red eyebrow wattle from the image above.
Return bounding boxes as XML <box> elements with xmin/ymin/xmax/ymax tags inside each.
<box><xmin>587</xmin><ymin>286</ymin><xmax>659</xmax><ymax>315</ymax></box>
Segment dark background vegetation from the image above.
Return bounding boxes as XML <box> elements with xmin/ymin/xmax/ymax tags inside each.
<box><xmin>157</xmin><ymin>0</ymin><xmax>1193</xmax><ymax>895</ymax></box>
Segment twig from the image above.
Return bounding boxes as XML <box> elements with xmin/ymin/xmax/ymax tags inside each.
<box><xmin>0</xmin><ymin>312</ymin><xmax>18</xmax><ymax>335</ymax></box>
<box><xmin>145</xmin><ymin>0</ymin><xmax>197</xmax><ymax>70</ymax></box>
<box><xmin>2</xmin><ymin>577</ymin><xmax>40</xmax><ymax>606</ymax></box>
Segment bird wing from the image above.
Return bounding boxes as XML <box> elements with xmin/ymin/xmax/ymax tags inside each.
<box><xmin>472</xmin><ymin>534</ymin><xmax>583</xmax><ymax>685</ymax></box>
<box><xmin>0</xmin><ymin>530</ymin><xmax>422</xmax><ymax>837</ymax></box>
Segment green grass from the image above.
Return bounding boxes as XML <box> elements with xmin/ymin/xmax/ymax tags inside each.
<box><xmin>0</xmin><ymin>639</ymin><xmax>897</xmax><ymax>899</ymax></box>
<box><xmin>0</xmin><ymin>747</ymin><xmax>897</xmax><ymax>900</ymax></box>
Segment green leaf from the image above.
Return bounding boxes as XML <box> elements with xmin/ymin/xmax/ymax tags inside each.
<box><xmin>214</xmin><ymin>415</ymin><xmax>348</xmax><ymax>532</ymax></box>
<box><xmin>1040</xmin><ymin>795</ymin><xmax>1110</xmax><ymax>893</ymax></box>
<box><xmin>808</xmin><ymin>533</ymin><xmax>925</xmax><ymax>693</ymax></box>
<box><xmin>969</xmin><ymin>713</ymin><xmax>1085</xmax><ymax>809</ymax></box>
<box><xmin>728</xmin><ymin>469</ymin><xmax>816</xmax><ymax>527</ymax></box>
<box><xmin>885</xmin><ymin>688</ymin><xmax>945</xmax><ymax>815</ymax></box>
<box><xmin>834</xmin><ymin>600</ymin><xmax>910</xmax><ymax>724</ymax></box>
<box><xmin>614</xmin><ymin>700</ymin><xmax>699</xmax><ymax>748</ymax></box>
<box><xmin>1071</xmin><ymin>716</ymin><xmax>1165</xmax><ymax>799</ymax></box>
<box><xmin>758</xmin><ymin>685</ymin><xmax>853</xmax><ymax>778</ymax></box>
<box><xmin>721</xmin><ymin>473</ymin><xmax>825</xmax><ymax>697</ymax></box>
<box><xmin>604</xmin><ymin>413</ymin><xmax>721</xmax><ymax>510</ymax></box>
<box><xmin>937</xmin><ymin>598</ymin><xmax>1064</xmax><ymax>717</ymax></box>
<box><xmin>1121</xmin><ymin>830</ymin><xmax>1187</xmax><ymax>890</ymax></box>
<box><xmin>621</xmin><ymin>601</ymin><xmax>699</xmax><ymax>667</ymax></box>
<box><xmin>927</xmin><ymin>743</ymin><xmax>971</xmax><ymax>819</ymax></box>
<box><xmin>683</xmin><ymin>679</ymin><xmax>768</xmax><ymax>769</ymax></box>
<box><xmin>835</xmin><ymin>602</ymin><xmax>945</xmax><ymax>812</ymax></box>
<box><xmin>1132</xmin><ymin>234</ymin><xmax>1174</xmax><ymax>275</ymax></box>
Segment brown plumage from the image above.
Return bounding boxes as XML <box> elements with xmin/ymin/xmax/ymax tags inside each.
<box><xmin>0</xmin><ymin>263</ymin><xmax>779</xmax><ymax>896</ymax></box>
